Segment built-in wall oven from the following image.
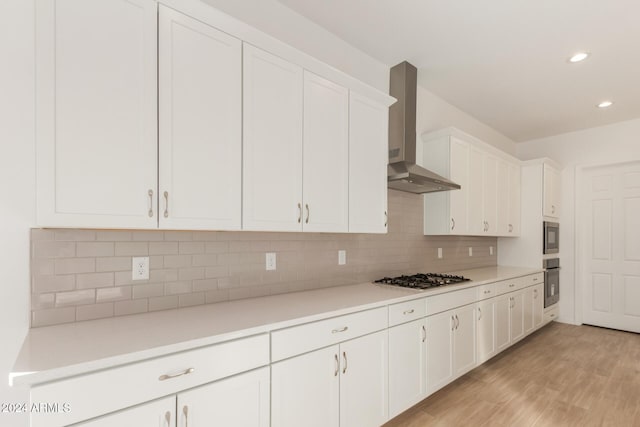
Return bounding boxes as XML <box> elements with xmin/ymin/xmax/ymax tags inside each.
<box><xmin>543</xmin><ymin>258</ymin><xmax>560</xmax><ymax>308</ymax></box>
<box><xmin>543</xmin><ymin>221</ymin><xmax>559</xmax><ymax>254</ymax></box>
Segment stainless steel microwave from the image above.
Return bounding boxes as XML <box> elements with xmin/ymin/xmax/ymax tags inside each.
<box><xmin>543</xmin><ymin>221</ymin><xmax>559</xmax><ymax>254</ymax></box>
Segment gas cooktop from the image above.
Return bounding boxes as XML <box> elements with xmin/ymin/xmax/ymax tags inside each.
<box><xmin>374</xmin><ymin>273</ymin><xmax>471</xmax><ymax>290</ymax></box>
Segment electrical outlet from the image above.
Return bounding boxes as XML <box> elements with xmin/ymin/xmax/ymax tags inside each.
<box><xmin>266</xmin><ymin>253</ymin><xmax>277</xmax><ymax>271</ymax></box>
<box><xmin>338</xmin><ymin>250</ymin><xmax>346</xmax><ymax>265</ymax></box>
<box><xmin>132</xmin><ymin>256</ymin><xmax>149</xmax><ymax>281</ymax></box>
<box><xmin>468</xmin><ymin>247</ymin><xmax>473</xmax><ymax>257</ymax></box>
<box><xmin>490</xmin><ymin>246</ymin><xmax>494</xmax><ymax>255</ymax></box>
<box><xmin>437</xmin><ymin>248</ymin><xmax>443</xmax><ymax>259</ymax></box>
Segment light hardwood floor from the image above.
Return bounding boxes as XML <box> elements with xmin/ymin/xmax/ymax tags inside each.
<box><xmin>384</xmin><ymin>322</ymin><xmax>640</xmax><ymax>427</ymax></box>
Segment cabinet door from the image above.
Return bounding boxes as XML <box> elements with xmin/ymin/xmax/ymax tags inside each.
<box><xmin>388</xmin><ymin>319</ymin><xmax>427</xmax><ymax>418</ymax></box>
<box><xmin>453</xmin><ymin>304</ymin><xmax>477</xmax><ymax>377</ymax></box>
<box><xmin>177</xmin><ymin>367</ymin><xmax>269</xmax><ymax>427</ymax></box>
<box><xmin>36</xmin><ymin>0</ymin><xmax>158</xmax><ymax>228</ymax></box>
<box><xmin>449</xmin><ymin>138</ymin><xmax>469</xmax><ymax>234</ymax></box>
<box><xmin>496</xmin><ymin>159</ymin><xmax>510</xmax><ymax>236</ymax></box>
<box><xmin>510</xmin><ymin>292</ymin><xmax>525</xmax><ymax>342</ymax></box>
<box><xmin>543</xmin><ymin>164</ymin><xmax>560</xmax><ymax>218</ymax></box>
<box><xmin>158</xmin><ymin>6</ymin><xmax>241</xmax><ymax>230</ymax></box>
<box><xmin>467</xmin><ymin>147</ymin><xmax>485</xmax><ymax>234</ymax></box>
<box><xmin>508</xmin><ymin>163</ymin><xmax>521</xmax><ymax>235</ymax></box>
<box><xmin>271</xmin><ymin>345</ymin><xmax>339</xmax><ymax>427</ymax></box>
<box><xmin>426</xmin><ymin>310</ymin><xmax>454</xmax><ymax>393</ymax></box>
<box><xmin>340</xmin><ymin>330</ymin><xmax>389</xmax><ymax>427</ymax></box>
<box><xmin>483</xmin><ymin>154</ymin><xmax>498</xmax><ymax>234</ymax></box>
<box><xmin>75</xmin><ymin>396</ymin><xmax>174</xmax><ymax>427</ymax></box>
<box><xmin>523</xmin><ymin>286</ymin><xmax>535</xmax><ymax>336</ymax></box>
<box><xmin>533</xmin><ymin>283</ymin><xmax>544</xmax><ymax>329</ymax></box>
<box><xmin>303</xmin><ymin>71</ymin><xmax>349</xmax><ymax>232</ymax></box>
<box><xmin>495</xmin><ymin>294</ymin><xmax>511</xmax><ymax>352</ymax></box>
<box><xmin>349</xmin><ymin>92</ymin><xmax>388</xmax><ymax>233</ymax></box>
<box><xmin>476</xmin><ymin>300</ymin><xmax>496</xmax><ymax>364</ymax></box>
<box><xmin>243</xmin><ymin>44</ymin><xmax>304</xmax><ymax>231</ymax></box>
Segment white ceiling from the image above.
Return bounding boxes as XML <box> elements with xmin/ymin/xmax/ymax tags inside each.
<box><xmin>277</xmin><ymin>0</ymin><xmax>640</xmax><ymax>142</ymax></box>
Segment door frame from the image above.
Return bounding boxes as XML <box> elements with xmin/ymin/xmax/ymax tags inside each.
<box><xmin>574</xmin><ymin>159</ymin><xmax>640</xmax><ymax>326</ymax></box>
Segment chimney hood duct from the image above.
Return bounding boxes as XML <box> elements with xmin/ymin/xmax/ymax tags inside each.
<box><xmin>387</xmin><ymin>61</ymin><xmax>461</xmax><ymax>193</ymax></box>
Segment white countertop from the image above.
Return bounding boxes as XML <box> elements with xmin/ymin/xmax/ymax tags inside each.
<box><xmin>10</xmin><ymin>265</ymin><xmax>541</xmax><ymax>387</ymax></box>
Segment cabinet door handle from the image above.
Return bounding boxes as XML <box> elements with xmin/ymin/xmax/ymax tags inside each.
<box><xmin>552</xmin><ymin>205</ymin><xmax>556</xmax><ymax>214</ymax></box>
<box><xmin>305</xmin><ymin>204</ymin><xmax>310</xmax><ymax>224</ymax></box>
<box><xmin>163</xmin><ymin>191</ymin><xmax>169</xmax><ymax>218</ymax></box>
<box><xmin>385</xmin><ymin>211</ymin><xmax>388</xmax><ymax>227</ymax></box>
<box><xmin>164</xmin><ymin>411</ymin><xmax>171</xmax><ymax>427</ymax></box>
<box><xmin>422</xmin><ymin>325</ymin><xmax>426</xmax><ymax>342</ymax></box>
<box><xmin>451</xmin><ymin>315</ymin><xmax>455</xmax><ymax>331</ymax></box>
<box><xmin>332</xmin><ymin>326</ymin><xmax>348</xmax><ymax>334</ymax></box>
<box><xmin>147</xmin><ymin>189</ymin><xmax>154</xmax><ymax>217</ymax></box>
<box><xmin>478</xmin><ymin>307</ymin><xmax>482</xmax><ymax>321</ymax></box>
<box><xmin>334</xmin><ymin>353</ymin><xmax>339</xmax><ymax>376</ymax></box>
<box><xmin>534</xmin><ymin>289</ymin><xmax>538</xmax><ymax>298</ymax></box>
<box><xmin>509</xmin><ymin>224</ymin><xmax>513</xmax><ymax>232</ymax></box>
<box><xmin>182</xmin><ymin>405</ymin><xmax>189</xmax><ymax>427</ymax></box>
<box><xmin>297</xmin><ymin>203</ymin><xmax>302</xmax><ymax>223</ymax></box>
<box><xmin>455</xmin><ymin>314</ymin><xmax>459</xmax><ymax>329</ymax></box>
<box><xmin>403</xmin><ymin>309</ymin><xmax>415</xmax><ymax>315</ymax></box>
<box><xmin>342</xmin><ymin>351</ymin><xmax>348</xmax><ymax>374</ymax></box>
<box><xmin>451</xmin><ymin>218</ymin><xmax>455</xmax><ymax>230</ymax></box>
<box><xmin>486</xmin><ymin>221</ymin><xmax>490</xmax><ymax>231</ymax></box>
<box><xmin>158</xmin><ymin>367</ymin><xmax>195</xmax><ymax>381</ymax></box>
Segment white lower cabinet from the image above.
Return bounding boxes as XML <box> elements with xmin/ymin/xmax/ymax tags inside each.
<box><xmin>75</xmin><ymin>396</ymin><xmax>175</xmax><ymax>427</ymax></box>
<box><xmin>76</xmin><ymin>368</ymin><xmax>269</xmax><ymax>427</ymax></box>
<box><xmin>388</xmin><ymin>318</ymin><xmax>427</xmax><ymax>418</ymax></box>
<box><xmin>271</xmin><ymin>330</ymin><xmax>388</xmax><ymax>427</ymax></box>
<box><xmin>476</xmin><ymin>299</ymin><xmax>496</xmax><ymax>364</ymax></box>
<box><xmin>426</xmin><ymin>304</ymin><xmax>477</xmax><ymax>394</ymax></box>
<box><xmin>533</xmin><ymin>284</ymin><xmax>544</xmax><ymax>329</ymax></box>
<box><xmin>510</xmin><ymin>291</ymin><xmax>525</xmax><ymax>343</ymax></box>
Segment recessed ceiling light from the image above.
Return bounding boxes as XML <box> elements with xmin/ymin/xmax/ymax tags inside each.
<box><xmin>569</xmin><ymin>52</ymin><xmax>589</xmax><ymax>63</ymax></box>
<box><xmin>597</xmin><ymin>101</ymin><xmax>613</xmax><ymax>108</ymax></box>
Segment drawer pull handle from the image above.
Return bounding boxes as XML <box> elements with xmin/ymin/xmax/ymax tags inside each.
<box><xmin>403</xmin><ymin>309</ymin><xmax>415</xmax><ymax>315</ymax></box>
<box><xmin>550</xmin><ymin>313</ymin><xmax>555</xmax><ymax>318</ymax></box>
<box><xmin>158</xmin><ymin>367</ymin><xmax>195</xmax><ymax>381</ymax></box>
<box><xmin>342</xmin><ymin>351</ymin><xmax>348</xmax><ymax>374</ymax></box>
<box><xmin>484</xmin><ymin>290</ymin><xmax>491</xmax><ymax>294</ymax></box>
<box><xmin>509</xmin><ymin>284</ymin><xmax>515</xmax><ymax>288</ymax></box>
<box><xmin>533</xmin><ymin>277</ymin><xmax>538</xmax><ymax>281</ymax></box>
<box><xmin>334</xmin><ymin>353</ymin><xmax>339</xmax><ymax>376</ymax></box>
<box><xmin>332</xmin><ymin>326</ymin><xmax>348</xmax><ymax>334</ymax></box>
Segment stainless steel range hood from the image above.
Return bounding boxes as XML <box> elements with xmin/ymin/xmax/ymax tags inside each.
<box><xmin>388</xmin><ymin>62</ymin><xmax>460</xmax><ymax>193</ymax></box>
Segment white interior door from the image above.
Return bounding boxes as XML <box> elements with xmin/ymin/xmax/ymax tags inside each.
<box><xmin>582</xmin><ymin>161</ymin><xmax>640</xmax><ymax>333</ymax></box>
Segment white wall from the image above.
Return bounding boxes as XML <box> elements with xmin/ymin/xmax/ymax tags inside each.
<box><xmin>0</xmin><ymin>0</ymin><xmax>35</xmax><ymax>426</ymax></box>
<box><xmin>517</xmin><ymin>118</ymin><xmax>640</xmax><ymax>324</ymax></box>
<box><xmin>201</xmin><ymin>0</ymin><xmax>389</xmax><ymax>92</ymax></box>
<box><xmin>417</xmin><ymin>85</ymin><xmax>517</xmax><ymax>155</ymax></box>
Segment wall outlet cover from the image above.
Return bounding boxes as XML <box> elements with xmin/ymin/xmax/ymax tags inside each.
<box><xmin>437</xmin><ymin>248</ymin><xmax>443</xmax><ymax>259</ymax></box>
<box><xmin>132</xmin><ymin>256</ymin><xmax>149</xmax><ymax>281</ymax></box>
<box><xmin>338</xmin><ymin>250</ymin><xmax>346</xmax><ymax>265</ymax></box>
<box><xmin>468</xmin><ymin>247</ymin><xmax>473</xmax><ymax>257</ymax></box>
<box><xmin>266</xmin><ymin>252</ymin><xmax>277</xmax><ymax>271</ymax></box>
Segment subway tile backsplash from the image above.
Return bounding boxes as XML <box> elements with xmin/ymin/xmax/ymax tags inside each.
<box><xmin>30</xmin><ymin>190</ymin><xmax>498</xmax><ymax>327</ymax></box>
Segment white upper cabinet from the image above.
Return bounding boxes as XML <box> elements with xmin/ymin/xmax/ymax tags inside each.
<box><xmin>36</xmin><ymin>0</ymin><xmax>158</xmax><ymax>228</ymax></box>
<box><xmin>348</xmin><ymin>92</ymin><xmax>389</xmax><ymax>233</ymax></box>
<box><xmin>303</xmin><ymin>71</ymin><xmax>349</xmax><ymax>233</ymax></box>
<box><xmin>422</xmin><ymin>136</ymin><xmax>469</xmax><ymax>235</ymax></box>
<box><xmin>422</xmin><ymin>128</ymin><xmax>521</xmax><ymax>237</ymax></box>
<box><xmin>242</xmin><ymin>44</ymin><xmax>304</xmax><ymax>231</ymax></box>
<box><xmin>543</xmin><ymin>163</ymin><xmax>560</xmax><ymax>218</ymax></box>
<box><xmin>158</xmin><ymin>6</ymin><xmax>241</xmax><ymax>230</ymax></box>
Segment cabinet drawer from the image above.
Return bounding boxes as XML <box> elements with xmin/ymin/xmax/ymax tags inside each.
<box><xmin>30</xmin><ymin>334</ymin><xmax>269</xmax><ymax>427</ymax></box>
<box><xmin>271</xmin><ymin>307</ymin><xmax>387</xmax><ymax>362</ymax></box>
<box><xmin>476</xmin><ymin>283</ymin><xmax>497</xmax><ymax>301</ymax></box>
<box><xmin>388</xmin><ymin>298</ymin><xmax>427</xmax><ymax>327</ymax></box>
<box><xmin>523</xmin><ymin>273</ymin><xmax>544</xmax><ymax>287</ymax></box>
<box><xmin>426</xmin><ymin>287</ymin><xmax>476</xmax><ymax>315</ymax></box>
<box><xmin>496</xmin><ymin>279</ymin><xmax>523</xmax><ymax>295</ymax></box>
<box><xmin>545</xmin><ymin>305</ymin><xmax>559</xmax><ymax>323</ymax></box>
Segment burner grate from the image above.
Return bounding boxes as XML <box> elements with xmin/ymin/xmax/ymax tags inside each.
<box><xmin>374</xmin><ymin>273</ymin><xmax>470</xmax><ymax>289</ymax></box>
